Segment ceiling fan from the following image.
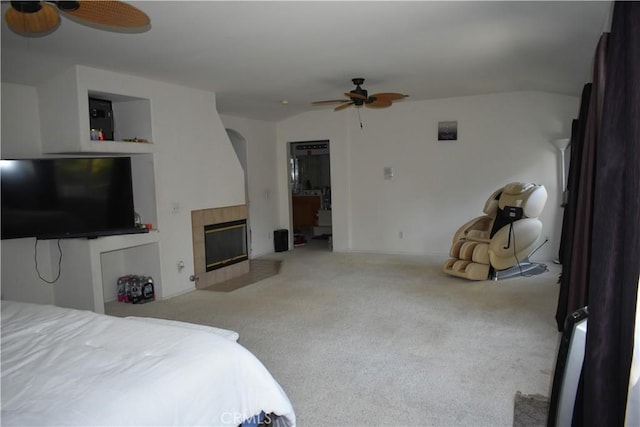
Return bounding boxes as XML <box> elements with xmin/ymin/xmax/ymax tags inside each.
<box><xmin>4</xmin><ymin>1</ymin><xmax>150</xmax><ymax>37</ymax></box>
<box><xmin>312</xmin><ymin>78</ymin><xmax>409</xmax><ymax>112</ymax></box>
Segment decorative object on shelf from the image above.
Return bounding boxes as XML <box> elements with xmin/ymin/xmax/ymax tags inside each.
<box><xmin>89</xmin><ymin>97</ymin><xmax>114</xmax><ymax>140</ymax></box>
<box><xmin>438</xmin><ymin>121</ymin><xmax>458</xmax><ymax>141</ymax></box>
<box><xmin>90</xmin><ymin>128</ymin><xmax>105</xmax><ymax>141</ymax></box>
<box><xmin>134</xmin><ymin>211</ymin><xmax>143</xmax><ymax>228</ymax></box>
<box><xmin>4</xmin><ymin>1</ymin><xmax>151</xmax><ymax>37</ymax></box>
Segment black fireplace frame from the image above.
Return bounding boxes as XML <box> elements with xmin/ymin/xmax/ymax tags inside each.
<box><xmin>204</xmin><ymin>219</ymin><xmax>248</xmax><ymax>272</ymax></box>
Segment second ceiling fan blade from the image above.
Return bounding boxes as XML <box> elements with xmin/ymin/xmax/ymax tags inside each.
<box><xmin>59</xmin><ymin>0</ymin><xmax>150</xmax><ymax>32</ymax></box>
<box><xmin>371</xmin><ymin>93</ymin><xmax>409</xmax><ymax>102</ymax></box>
<box><xmin>5</xmin><ymin>3</ymin><xmax>60</xmax><ymax>36</ymax></box>
<box><xmin>334</xmin><ymin>102</ymin><xmax>354</xmax><ymax>111</ymax></box>
<box><xmin>366</xmin><ymin>99</ymin><xmax>393</xmax><ymax>109</ymax></box>
<box><xmin>345</xmin><ymin>92</ymin><xmax>367</xmax><ymax>101</ymax></box>
<box><xmin>312</xmin><ymin>99</ymin><xmax>351</xmax><ymax>105</ymax></box>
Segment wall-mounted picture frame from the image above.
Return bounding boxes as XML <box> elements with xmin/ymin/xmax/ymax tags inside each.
<box><xmin>438</xmin><ymin>121</ymin><xmax>458</xmax><ymax>141</ymax></box>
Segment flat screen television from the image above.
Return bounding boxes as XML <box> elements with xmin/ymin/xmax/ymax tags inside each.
<box><xmin>1</xmin><ymin>157</ymin><xmax>147</xmax><ymax>240</ymax></box>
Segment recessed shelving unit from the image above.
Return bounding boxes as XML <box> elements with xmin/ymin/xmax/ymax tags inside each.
<box><xmin>39</xmin><ymin>66</ymin><xmax>154</xmax><ymax>154</ymax></box>
<box><xmin>35</xmin><ymin>65</ymin><xmax>163</xmax><ymax>313</ymax></box>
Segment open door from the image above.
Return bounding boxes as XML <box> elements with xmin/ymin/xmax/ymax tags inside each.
<box><xmin>289</xmin><ymin>140</ymin><xmax>332</xmax><ymax>251</ymax></box>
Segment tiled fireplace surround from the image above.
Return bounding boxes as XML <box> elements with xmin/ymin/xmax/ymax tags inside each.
<box><xmin>191</xmin><ymin>205</ymin><xmax>249</xmax><ymax>290</ymax></box>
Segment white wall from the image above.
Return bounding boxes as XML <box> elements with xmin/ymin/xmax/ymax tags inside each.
<box><xmin>140</xmin><ymin>76</ymin><xmax>245</xmax><ymax>298</ymax></box>
<box><xmin>220</xmin><ymin>115</ymin><xmax>279</xmax><ymax>257</ymax></box>
<box><xmin>277</xmin><ymin>91</ymin><xmax>578</xmax><ymax>261</ymax></box>
<box><xmin>1</xmin><ymin>83</ymin><xmax>55</xmax><ymax>304</ymax></box>
<box><xmin>1</xmin><ymin>71</ymin><xmax>245</xmax><ymax>305</ymax></box>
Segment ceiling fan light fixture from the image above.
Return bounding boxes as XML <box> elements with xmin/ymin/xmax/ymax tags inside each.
<box><xmin>56</xmin><ymin>1</ymin><xmax>80</xmax><ymax>12</ymax></box>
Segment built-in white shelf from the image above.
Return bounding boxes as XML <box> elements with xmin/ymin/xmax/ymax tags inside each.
<box><xmin>38</xmin><ymin>66</ymin><xmax>154</xmax><ymax>154</ymax></box>
<box><xmin>34</xmin><ymin>65</ymin><xmax>163</xmax><ymax>314</ymax></box>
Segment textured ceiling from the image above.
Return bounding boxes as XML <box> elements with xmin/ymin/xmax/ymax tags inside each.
<box><xmin>1</xmin><ymin>1</ymin><xmax>611</xmax><ymax>122</ymax></box>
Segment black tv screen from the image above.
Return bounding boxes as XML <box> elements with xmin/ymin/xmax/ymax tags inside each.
<box><xmin>1</xmin><ymin>157</ymin><xmax>144</xmax><ymax>240</ymax></box>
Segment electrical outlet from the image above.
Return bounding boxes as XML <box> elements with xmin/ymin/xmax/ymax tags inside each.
<box><xmin>171</xmin><ymin>202</ymin><xmax>180</xmax><ymax>214</ymax></box>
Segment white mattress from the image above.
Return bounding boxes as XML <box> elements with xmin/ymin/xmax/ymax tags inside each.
<box><xmin>1</xmin><ymin>300</ymin><xmax>295</xmax><ymax>426</ymax></box>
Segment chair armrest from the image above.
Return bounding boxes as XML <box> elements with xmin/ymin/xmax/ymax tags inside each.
<box><xmin>452</xmin><ymin>215</ymin><xmax>494</xmax><ymax>243</ymax></box>
<box><xmin>488</xmin><ymin>219</ymin><xmax>543</xmax><ymax>270</ymax></box>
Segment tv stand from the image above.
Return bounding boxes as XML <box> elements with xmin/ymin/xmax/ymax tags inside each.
<box><xmin>36</xmin><ymin>227</ymin><xmax>150</xmax><ymax>241</ymax></box>
<box><xmin>52</xmin><ymin>232</ymin><xmax>161</xmax><ymax>314</ymax></box>
<box><xmin>83</xmin><ymin>227</ymin><xmax>150</xmax><ymax>239</ymax></box>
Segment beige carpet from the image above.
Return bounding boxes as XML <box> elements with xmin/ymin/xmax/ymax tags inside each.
<box><xmin>105</xmin><ymin>244</ymin><xmax>561</xmax><ymax>426</ymax></box>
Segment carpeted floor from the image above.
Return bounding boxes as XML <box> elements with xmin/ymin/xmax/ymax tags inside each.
<box><xmin>105</xmin><ymin>244</ymin><xmax>561</xmax><ymax>426</ymax></box>
<box><xmin>201</xmin><ymin>259</ymin><xmax>282</xmax><ymax>292</ymax></box>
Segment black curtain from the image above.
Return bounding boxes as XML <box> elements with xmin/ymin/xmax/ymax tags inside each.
<box><xmin>555</xmin><ymin>31</ymin><xmax>608</xmax><ymax>332</ymax></box>
<box><xmin>581</xmin><ymin>2</ymin><xmax>640</xmax><ymax>425</ymax></box>
<box><xmin>556</xmin><ymin>2</ymin><xmax>639</xmax><ymax>425</ymax></box>
<box><xmin>555</xmin><ymin>83</ymin><xmax>592</xmax><ymax>331</ymax></box>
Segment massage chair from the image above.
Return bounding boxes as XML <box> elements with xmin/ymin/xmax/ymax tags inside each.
<box><xmin>443</xmin><ymin>182</ymin><xmax>548</xmax><ymax>280</ymax></box>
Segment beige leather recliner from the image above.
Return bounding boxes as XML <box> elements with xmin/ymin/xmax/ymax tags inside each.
<box><xmin>443</xmin><ymin>182</ymin><xmax>549</xmax><ymax>280</ymax></box>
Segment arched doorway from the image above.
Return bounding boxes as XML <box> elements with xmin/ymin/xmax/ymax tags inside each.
<box><xmin>226</xmin><ymin>128</ymin><xmax>250</xmax><ymax>256</ymax></box>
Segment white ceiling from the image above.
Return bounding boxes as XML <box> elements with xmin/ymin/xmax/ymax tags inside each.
<box><xmin>1</xmin><ymin>1</ymin><xmax>611</xmax><ymax>122</ymax></box>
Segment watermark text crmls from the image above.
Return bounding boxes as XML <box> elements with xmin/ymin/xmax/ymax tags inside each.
<box><xmin>220</xmin><ymin>411</ymin><xmax>272</xmax><ymax>425</ymax></box>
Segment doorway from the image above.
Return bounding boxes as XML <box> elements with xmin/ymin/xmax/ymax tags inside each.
<box><xmin>289</xmin><ymin>140</ymin><xmax>332</xmax><ymax>250</ymax></box>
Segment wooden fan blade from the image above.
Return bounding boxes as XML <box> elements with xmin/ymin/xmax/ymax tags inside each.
<box><xmin>371</xmin><ymin>93</ymin><xmax>409</xmax><ymax>102</ymax></box>
<box><xmin>59</xmin><ymin>1</ymin><xmax>150</xmax><ymax>32</ymax></box>
<box><xmin>312</xmin><ymin>99</ymin><xmax>351</xmax><ymax>105</ymax></box>
<box><xmin>5</xmin><ymin>3</ymin><xmax>60</xmax><ymax>36</ymax></box>
<box><xmin>366</xmin><ymin>99</ymin><xmax>393</xmax><ymax>109</ymax></box>
<box><xmin>345</xmin><ymin>92</ymin><xmax>367</xmax><ymax>101</ymax></box>
<box><xmin>334</xmin><ymin>102</ymin><xmax>354</xmax><ymax>111</ymax></box>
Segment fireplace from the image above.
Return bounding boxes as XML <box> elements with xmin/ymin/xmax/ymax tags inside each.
<box><xmin>191</xmin><ymin>205</ymin><xmax>249</xmax><ymax>290</ymax></box>
<box><xmin>205</xmin><ymin>219</ymin><xmax>248</xmax><ymax>271</ymax></box>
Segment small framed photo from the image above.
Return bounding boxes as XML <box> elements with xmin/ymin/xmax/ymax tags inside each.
<box><xmin>438</xmin><ymin>121</ymin><xmax>458</xmax><ymax>141</ymax></box>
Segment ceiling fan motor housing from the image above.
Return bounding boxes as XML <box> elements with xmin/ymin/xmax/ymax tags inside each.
<box><xmin>10</xmin><ymin>1</ymin><xmax>42</xmax><ymax>13</ymax></box>
<box><xmin>350</xmin><ymin>78</ymin><xmax>368</xmax><ymax>106</ymax></box>
<box><xmin>10</xmin><ymin>1</ymin><xmax>79</xmax><ymax>13</ymax></box>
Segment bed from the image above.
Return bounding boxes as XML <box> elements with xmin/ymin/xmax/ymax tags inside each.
<box><xmin>1</xmin><ymin>300</ymin><xmax>295</xmax><ymax>426</ymax></box>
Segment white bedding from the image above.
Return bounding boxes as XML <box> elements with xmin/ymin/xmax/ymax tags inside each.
<box><xmin>1</xmin><ymin>300</ymin><xmax>295</xmax><ymax>426</ymax></box>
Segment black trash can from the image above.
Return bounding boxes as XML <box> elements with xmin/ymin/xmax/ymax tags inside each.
<box><xmin>274</xmin><ymin>229</ymin><xmax>288</xmax><ymax>252</ymax></box>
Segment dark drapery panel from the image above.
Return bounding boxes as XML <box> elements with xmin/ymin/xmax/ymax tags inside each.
<box><xmin>555</xmin><ymin>85</ymin><xmax>591</xmax><ymax>331</ymax></box>
<box><xmin>582</xmin><ymin>2</ymin><xmax>640</xmax><ymax>425</ymax></box>
<box><xmin>554</xmin><ymin>32</ymin><xmax>609</xmax><ymax>332</ymax></box>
